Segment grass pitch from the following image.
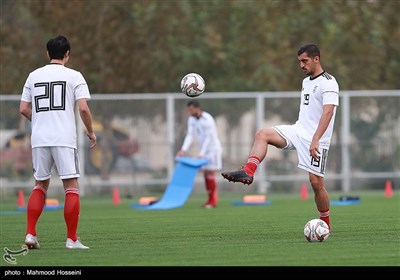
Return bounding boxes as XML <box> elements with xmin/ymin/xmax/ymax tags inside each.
<box><xmin>1</xmin><ymin>190</ymin><xmax>399</xmax><ymax>268</ymax></box>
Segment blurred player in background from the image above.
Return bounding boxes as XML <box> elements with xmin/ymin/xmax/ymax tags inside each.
<box><xmin>176</xmin><ymin>100</ymin><xmax>222</xmax><ymax>208</ymax></box>
<box><xmin>20</xmin><ymin>35</ymin><xmax>97</xmax><ymax>249</ymax></box>
<box><xmin>222</xmin><ymin>44</ymin><xmax>339</xmax><ymax>228</ymax></box>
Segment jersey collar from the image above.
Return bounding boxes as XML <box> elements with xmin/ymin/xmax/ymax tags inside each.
<box><xmin>310</xmin><ymin>71</ymin><xmax>325</xmax><ymax>80</ymax></box>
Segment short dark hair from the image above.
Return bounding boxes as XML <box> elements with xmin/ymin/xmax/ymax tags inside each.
<box><xmin>298</xmin><ymin>44</ymin><xmax>320</xmax><ymax>59</ymax></box>
<box><xmin>47</xmin><ymin>35</ymin><xmax>70</xmax><ymax>59</ymax></box>
<box><xmin>187</xmin><ymin>100</ymin><xmax>200</xmax><ymax>108</ymax></box>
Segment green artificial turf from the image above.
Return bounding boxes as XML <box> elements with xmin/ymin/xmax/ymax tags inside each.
<box><xmin>1</xmin><ymin>191</ymin><xmax>399</xmax><ymax>267</ymax></box>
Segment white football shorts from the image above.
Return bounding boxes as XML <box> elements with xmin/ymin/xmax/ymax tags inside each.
<box><xmin>32</xmin><ymin>147</ymin><xmax>80</xmax><ymax>180</ymax></box>
<box><xmin>201</xmin><ymin>149</ymin><xmax>222</xmax><ymax>171</ymax></box>
<box><xmin>273</xmin><ymin>124</ymin><xmax>329</xmax><ymax>177</ymax></box>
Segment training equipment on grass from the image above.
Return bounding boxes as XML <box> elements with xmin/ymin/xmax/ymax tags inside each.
<box><xmin>17</xmin><ymin>198</ymin><xmax>63</xmax><ymax>211</ymax></box>
<box><xmin>231</xmin><ymin>194</ymin><xmax>272</xmax><ymax>206</ymax></box>
<box><xmin>300</xmin><ymin>183</ymin><xmax>309</xmax><ymax>200</ymax></box>
<box><xmin>384</xmin><ymin>180</ymin><xmax>393</xmax><ymax>198</ymax></box>
<box><xmin>330</xmin><ymin>195</ymin><xmax>360</xmax><ymax>206</ymax></box>
<box><xmin>112</xmin><ymin>187</ymin><xmax>121</xmax><ymax>205</ymax></box>
<box><xmin>304</xmin><ymin>218</ymin><xmax>330</xmax><ymax>242</ymax></box>
<box><xmin>131</xmin><ymin>157</ymin><xmax>208</xmax><ymax>210</ymax></box>
<box><xmin>138</xmin><ymin>196</ymin><xmax>159</xmax><ymax>205</ymax></box>
<box><xmin>17</xmin><ymin>190</ymin><xmax>25</xmax><ymax>209</ymax></box>
<box><xmin>180</xmin><ymin>73</ymin><xmax>205</xmax><ymax>98</ymax></box>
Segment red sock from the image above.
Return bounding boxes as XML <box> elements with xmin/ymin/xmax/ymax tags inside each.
<box><xmin>319</xmin><ymin>209</ymin><xmax>330</xmax><ymax>229</ymax></box>
<box><xmin>204</xmin><ymin>173</ymin><xmax>218</xmax><ymax>206</ymax></box>
<box><xmin>26</xmin><ymin>186</ymin><xmax>46</xmax><ymax>236</ymax></box>
<box><xmin>243</xmin><ymin>156</ymin><xmax>261</xmax><ymax>176</ymax></box>
<box><xmin>64</xmin><ymin>189</ymin><xmax>80</xmax><ymax>241</ymax></box>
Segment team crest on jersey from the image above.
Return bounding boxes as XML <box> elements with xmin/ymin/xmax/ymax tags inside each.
<box><xmin>313</xmin><ymin>86</ymin><xmax>318</xmax><ymax>94</ymax></box>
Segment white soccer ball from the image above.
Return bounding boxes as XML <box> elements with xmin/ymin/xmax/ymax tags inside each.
<box><xmin>304</xmin><ymin>219</ymin><xmax>330</xmax><ymax>242</ymax></box>
<box><xmin>180</xmin><ymin>73</ymin><xmax>205</xmax><ymax>98</ymax></box>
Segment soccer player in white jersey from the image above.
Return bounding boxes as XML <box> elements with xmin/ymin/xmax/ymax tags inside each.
<box><xmin>20</xmin><ymin>35</ymin><xmax>97</xmax><ymax>249</ymax></box>
<box><xmin>176</xmin><ymin>100</ymin><xmax>223</xmax><ymax>208</ymax></box>
<box><xmin>222</xmin><ymin>44</ymin><xmax>339</xmax><ymax>229</ymax></box>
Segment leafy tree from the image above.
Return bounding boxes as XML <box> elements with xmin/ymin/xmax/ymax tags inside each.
<box><xmin>1</xmin><ymin>0</ymin><xmax>398</xmax><ymax>178</ymax></box>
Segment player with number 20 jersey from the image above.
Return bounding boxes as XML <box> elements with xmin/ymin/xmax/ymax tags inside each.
<box><xmin>20</xmin><ymin>35</ymin><xmax>96</xmax><ymax>250</ymax></box>
<box><xmin>21</xmin><ymin>64</ymin><xmax>90</xmax><ymax>149</ymax></box>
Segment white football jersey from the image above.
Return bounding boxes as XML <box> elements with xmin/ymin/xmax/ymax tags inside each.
<box><xmin>295</xmin><ymin>71</ymin><xmax>339</xmax><ymax>146</ymax></box>
<box><xmin>181</xmin><ymin>111</ymin><xmax>222</xmax><ymax>157</ymax></box>
<box><xmin>21</xmin><ymin>64</ymin><xmax>91</xmax><ymax>149</ymax></box>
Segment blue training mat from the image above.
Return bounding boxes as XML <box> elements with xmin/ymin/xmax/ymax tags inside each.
<box><xmin>17</xmin><ymin>205</ymin><xmax>64</xmax><ymax>212</ymax></box>
<box><xmin>131</xmin><ymin>157</ymin><xmax>208</xmax><ymax>210</ymax></box>
<box><xmin>231</xmin><ymin>201</ymin><xmax>272</xmax><ymax>206</ymax></box>
<box><xmin>330</xmin><ymin>200</ymin><xmax>360</xmax><ymax>206</ymax></box>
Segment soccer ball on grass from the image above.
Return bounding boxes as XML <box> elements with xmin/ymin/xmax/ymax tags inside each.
<box><xmin>304</xmin><ymin>219</ymin><xmax>330</xmax><ymax>242</ymax></box>
<box><xmin>180</xmin><ymin>73</ymin><xmax>205</xmax><ymax>98</ymax></box>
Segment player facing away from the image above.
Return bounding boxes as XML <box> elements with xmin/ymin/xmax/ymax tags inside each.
<box><xmin>222</xmin><ymin>44</ymin><xmax>339</xmax><ymax>229</ymax></box>
<box><xmin>19</xmin><ymin>35</ymin><xmax>97</xmax><ymax>249</ymax></box>
<box><xmin>176</xmin><ymin>100</ymin><xmax>223</xmax><ymax>208</ymax></box>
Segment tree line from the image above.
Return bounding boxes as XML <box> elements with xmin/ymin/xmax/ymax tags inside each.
<box><xmin>1</xmin><ymin>0</ymin><xmax>399</xmax><ymax>95</ymax></box>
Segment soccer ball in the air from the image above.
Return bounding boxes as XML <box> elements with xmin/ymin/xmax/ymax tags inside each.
<box><xmin>304</xmin><ymin>219</ymin><xmax>330</xmax><ymax>242</ymax></box>
<box><xmin>180</xmin><ymin>73</ymin><xmax>205</xmax><ymax>98</ymax></box>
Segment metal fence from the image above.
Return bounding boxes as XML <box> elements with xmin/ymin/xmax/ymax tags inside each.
<box><xmin>1</xmin><ymin>90</ymin><xmax>399</xmax><ymax>197</ymax></box>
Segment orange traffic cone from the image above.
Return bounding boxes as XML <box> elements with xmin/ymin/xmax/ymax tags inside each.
<box><xmin>300</xmin><ymin>183</ymin><xmax>309</xmax><ymax>200</ymax></box>
<box><xmin>17</xmin><ymin>190</ymin><xmax>25</xmax><ymax>208</ymax></box>
<box><xmin>112</xmin><ymin>187</ymin><xmax>121</xmax><ymax>205</ymax></box>
<box><xmin>384</xmin><ymin>180</ymin><xmax>394</xmax><ymax>198</ymax></box>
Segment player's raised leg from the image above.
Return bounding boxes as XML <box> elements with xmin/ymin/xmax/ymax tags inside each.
<box><xmin>221</xmin><ymin>127</ymin><xmax>286</xmax><ymax>185</ymax></box>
